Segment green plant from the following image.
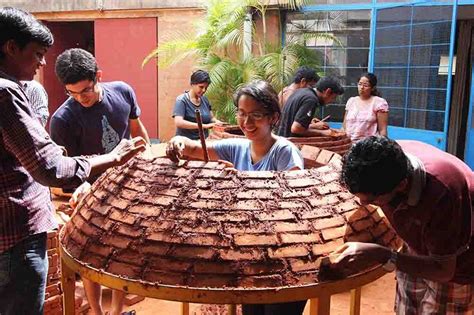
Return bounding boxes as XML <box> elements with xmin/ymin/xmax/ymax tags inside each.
<box><xmin>143</xmin><ymin>0</ymin><xmax>331</xmax><ymax>124</ymax></box>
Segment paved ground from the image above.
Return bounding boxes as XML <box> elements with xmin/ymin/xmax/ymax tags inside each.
<box><xmin>87</xmin><ymin>273</ymin><xmax>396</xmax><ymax>315</ymax></box>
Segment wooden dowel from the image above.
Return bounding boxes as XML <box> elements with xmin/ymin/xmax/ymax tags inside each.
<box><xmin>195</xmin><ymin>109</ymin><xmax>209</xmax><ymax>162</ymax></box>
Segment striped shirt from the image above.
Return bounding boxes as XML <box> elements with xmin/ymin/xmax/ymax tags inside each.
<box><xmin>0</xmin><ymin>71</ymin><xmax>91</xmax><ymax>253</ymax></box>
<box><xmin>22</xmin><ymin>80</ymin><xmax>49</xmax><ymax>127</ymax></box>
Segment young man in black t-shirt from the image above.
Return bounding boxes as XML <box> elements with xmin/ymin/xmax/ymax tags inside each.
<box><xmin>277</xmin><ymin>76</ymin><xmax>344</xmax><ymax>137</ymax></box>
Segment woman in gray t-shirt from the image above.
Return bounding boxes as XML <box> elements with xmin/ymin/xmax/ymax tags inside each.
<box><xmin>172</xmin><ymin>70</ymin><xmax>220</xmax><ymax>140</ymax></box>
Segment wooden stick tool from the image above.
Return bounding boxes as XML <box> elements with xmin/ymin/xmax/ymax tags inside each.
<box><xmin>195</xmin><ymin>109</ymin><xmax>210</xmax><ymax>162</ymax></box>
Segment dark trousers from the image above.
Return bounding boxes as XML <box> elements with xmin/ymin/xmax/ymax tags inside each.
<box><xmin>0</xmin><ymin>232</ymin><xmax>48</xmax><ymax>315</ymax></box>
<box><xmin>242</xmin><ymin>300</ymin><xmax>307</xmax><ymax>315</ymax></box>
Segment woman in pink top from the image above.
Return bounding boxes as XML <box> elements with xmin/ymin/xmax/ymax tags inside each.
<box><xmin>342</xmin><ymin>73</ymin><xmax>389</xmax><ymax>142</ymax></box>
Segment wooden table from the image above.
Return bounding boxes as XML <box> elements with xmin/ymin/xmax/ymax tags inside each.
<box><xmin>60</xmin><ymin>245</ymin><xmax>387</xmax><ymax>315</ymax></box>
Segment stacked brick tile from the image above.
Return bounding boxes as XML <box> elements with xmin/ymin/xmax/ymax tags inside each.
<box><xmin>211</xmin><ymin>124</ymin><xmax>352</xmax><ymax>155</ymax></box>
<box><xmin>44</xmin><ymin>231</ymin><xmax>63</xmax><ymax>315</ymax></box>
<box><xmin>60</xmin><ymin>157</ymin><xmax>400</xmax><ymax>289</ymax></box>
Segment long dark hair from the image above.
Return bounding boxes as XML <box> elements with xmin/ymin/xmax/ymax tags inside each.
<box><xmin>359</xmin><ymin>72</ymin><xmax>381</xmax><ymax>97</ymax></box>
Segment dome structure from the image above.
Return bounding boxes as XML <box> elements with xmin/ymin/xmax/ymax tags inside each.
<box><xmin>60</xmin><ymin>156</ymin><xmax>400</xmax><ymax>290</ymax></box>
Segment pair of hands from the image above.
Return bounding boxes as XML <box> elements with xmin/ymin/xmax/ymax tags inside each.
<box><xmin>310</xmin><ymin>118</ymin><xmax>330</xmax><ymax>130</ymax></box>
<box><xmin>69</xmin><ymin>137</ymin><xmax>148</xmax><ymax>208</ymax></box>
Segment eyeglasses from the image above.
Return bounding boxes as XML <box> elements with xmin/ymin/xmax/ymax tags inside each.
<box><xmin>236</xmin><ymin>111</ymin><xmax>269</xmax><ymax>121</ymax></box>
<box><xmin>65</xmin><ymin>80</ymin><xmax>97</xmax><ymax>97</ymax></box>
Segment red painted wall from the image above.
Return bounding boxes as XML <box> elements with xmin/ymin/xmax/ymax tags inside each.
<box><xmin>43</xmin><ymin>21</ymin><xmax>94</xmax><ymax>127</ymax></box>
<box><xmin>94</xmin><ymin>18</ymin><xmax>158</xmax><ymax>139</ymax></box>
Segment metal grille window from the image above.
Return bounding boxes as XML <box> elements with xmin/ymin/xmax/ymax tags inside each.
<box><xmin>373</xmin><ymin>5</ymin><xmax>453</xmax><ymax>132</ymax></box>
<box><xmin>285</xmin><ymin>10</ymin><xmax>371</xmax><ymax>121</ymax></box>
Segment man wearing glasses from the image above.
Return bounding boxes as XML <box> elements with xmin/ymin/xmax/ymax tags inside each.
<box><xmin>49</xmin><ymin>48</ymin><xmax>150</xmax><ymax>315</ymax></box>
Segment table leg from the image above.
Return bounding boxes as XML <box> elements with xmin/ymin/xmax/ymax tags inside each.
<box><xmin>228</xmin><ymin>304</ymin><xmax>237</xmax><ymax>315</ymax></box>
<box><xmin>309</xmin><ymin>295</ymin><xmax>331</xmax><ymax>315</ymax></box>
<box><xmin>61</xmin><ymin>259</ymin><xmax>76</xmax><ymax>315</ymax></box>
<box><xmin>181</xmin><ymin>302</ymin><xmax>190</xmax><ymax>315</ymax></box>
<box><xmin>350</xmin><ymin>287</ymin><xmax>362</xmax><ymax>315</ymax></box>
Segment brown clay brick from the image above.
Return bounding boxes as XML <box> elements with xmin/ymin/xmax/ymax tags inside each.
<box><xmin>138</xmin><ymin>243</ymin><xmax>170</xmax><ymax>256</ymax></box>
<box><xmin>129</xmin><ymin>204</ymin><xmax>161</xmax><ymax>217</ymax></box>
<box><xmin>287</xmin><ymin>178</ymin><xmax>320</xmax><ymax>188</ymax></box>
<box><xmin>281</xmin><ymin>190</ymin><xmax>312</xmax><ymax>198</ymax></box>
<box><xmin>346</xmin><ymin>231</ymin><xmax>373</xmax><ymax>243</ymax></box>
<box><xmin>280</xmin><ymin>233</ymin><xmax>321</xmax><ymax>244</ymax></box>
<box><xmin>100</xmin><ymin>234</ymin><xmax>132</xmax><ymax>249</ymax></box>
<box><xmin>316</xmin><ymin>182</ymin><xmax>341</xmax><ymax>195</ymax></box>
<box><xmin>241</xmin><ymin>261</ymin><xmax>285</xmax><ymax>275</ymax></box>
<box><xmin>268</xmin><ymin>245</ymin><xmax>309</xmax><ymax>258</ymax></box>
<box><xmin>234</xmin><ymin>234</ymin><xmax>279</xmax><ymax>246</ymax></box>
<box><xmin>172</xmin><ymin>246</ymin><xmax>216</xmax><ymax>260</ymax></box>
<box><xmin>219</xmin><ymin>248</ymin><xmax>264</xmax><ymax>261</ymax></box>
<box><xmin>208</xmin><ymin>211</ymin><xmax>251</xmax><ymax>222</ymax></box>
<box><xmin>116</xmin><ymin>224</ymin><xmax>143</xmax><ymax>238</ymax></box>
<box><xmin>350</xmin><ymin>218</ymin><xmax>374</xmax><ymax>232</ymax></box>
<box><xmin>87</xmin><ymin>243</ymin><xmax>114</xmax><ymax>257</ymax></box>
<box><xmin>193</xmin><ymin>262</ymin><xmax>236</xmax><ymax>274</ymax></box>
<box><xmin>180</xmin><ymin>223</ymin><xmax>219</xmax><ymax>234</ymax></box>
<box><xmin>147</xmin><ymin>257</ymin><xmax>192</xmax><ymax>272</ymax></box>
<box><xmin>308</xmin><ymin>195</ymin><xmax>340</xmax><ymax>207</ymax></box>
<box><xmin>312</xmin><ymin>216</ymin><xmax>345</xmax><ymax>230</ymax></box>
<box><xmin>255</xmin><ymin>210</ymin><xmax>295</xmax><ymax>221</ymax></box>
<box><xmin>370</xmin><ymin>223</ymin><xmax>389</xmax><ymax>238</ymax></box>
<box><xmin>301</xmin><ymin>207</ymin><xmax>333</xmax><ymax>219</ymax></box>
<box><xmin>278</xmin><ymin>201</ymin><xmax>307</xmax><ymax>210</ymax></box>
<box><xmin>289</xmin><ymin>258</ymin><xmax>322</xmax><ymax>272</ymax></box>
<box><xmin>109</xmin><ymin>209</ymin><xmax>136</xmax><ymax>225</ymax></box>
<box><xmin>312</xmin><ymin>238</ymin><xmax>344</xmax><ymax>256</ymax></box>
<box><xmin>245</xmin><ymin>180</ymin><xmax>280</xmax><ymax>189</ymax></box>
<box><xmin>144</xmin><ymin>270</ymin><xmax>185</xmax><ymax>286</ymax></box>
<box><xmin>273</xmin><ymin>221</ymin><xmax>310</xmax><ymax>232</ymax></box>
<box><xmin>237</xmin><ymin>190</ymin><xmax>275</xmax><ymax>200</ymax></box>
<box><xmin>321</xmin><ymin>225</ymin><xmax>352</xmax><ymax>241</ymax></box>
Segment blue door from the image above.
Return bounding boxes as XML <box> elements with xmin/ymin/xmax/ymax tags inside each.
<box><xmin>372</xmin><ymin>2</ymin><xmax>457</xmax><ymax>149</ymax></box>
<box><xmin>464</xmin><ymin>67</ymin><xmax>474</xmax><ymax>170</ymax></box>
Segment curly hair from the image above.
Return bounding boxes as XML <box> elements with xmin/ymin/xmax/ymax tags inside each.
<box><xmin>55</xmin><ymin>48</ymin><xmax>98</xmax><ymax>85</ymax></box>
<box><xmin>341</xmin><ymin>136</ymin><xmax>411</xmax><ymax>195</ymax></box>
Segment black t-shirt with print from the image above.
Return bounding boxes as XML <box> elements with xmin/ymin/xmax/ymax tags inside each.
<box><xmin>277</xmin><ymin>87</ymin><xmax>321</xmax><ymax>137</ymax></box>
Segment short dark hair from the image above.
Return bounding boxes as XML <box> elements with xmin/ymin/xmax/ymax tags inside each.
<box><xmin>234</xmin><ymin>80</ymin><xmax>280</xmax><ymax>118</ymax></box>
<box><xmin>293</xmin><ymin>66</ymin><xmax>320</xmax><ymax>84</ymax></box>
<box><xmin>55</xmin><ymin>48</ymin><xmax>98</xmax><ymax>85</ymax></box>
<box><xmin>341</xmin><ymin>136</ymin><xmax>411</xmax><ymax>195</ymax></box>
<box><xmin>359</xmin><ymin>72</ymin><xmax>381</xmax><ymax>97</ymax></box>
<box><xmin>190</xmin><ymin>70</ymin><xmax>211</xmax><ymax>85</ymax></box>
<box><xmin>316</xmin><ymin>76</ymin><xmax>344</xmax><ymax>95</ymax></box>
<box><xmin>0</xmin><ymin>7</ymin><xmax>53</xmax><ymax>59</ymax></box>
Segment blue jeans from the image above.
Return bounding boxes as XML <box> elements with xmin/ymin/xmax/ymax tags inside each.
<box><xmin>0</xmin><ymin>232</ymin><xmax>48</xmax><ymax>315</ymax></box>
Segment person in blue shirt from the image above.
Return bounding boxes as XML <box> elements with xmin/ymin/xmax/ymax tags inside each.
<box><xmin>173</xmin><ymin>70</ymin><xmax>221</xmax><ymax>140</ymax></box>
<box><xmin>167</xmin><ymin>80</ymin><xmax>306</xmax><ymax>315</ymax></box>
<box><xmin>50</xmin><ymin>48</ymin><xmax>148</xmax><ymax>315</ymax></box>
<box><xmin>167</xmin><ymin>79</ymin><xmax>303</xmax><ymax>172</ymax></box>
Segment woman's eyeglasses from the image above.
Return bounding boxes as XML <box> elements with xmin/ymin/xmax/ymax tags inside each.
<box><xmin>236</xmin><ymin>111</ymin><xmax>268</xmax><ymax>121</ymax></box>
<box><xmin>65</xmin><ymin>80</ymin><xmax>97</xmax><ymax>97</ymax></box>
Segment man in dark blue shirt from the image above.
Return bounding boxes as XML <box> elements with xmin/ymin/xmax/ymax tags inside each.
<box><xmin>50</xmin><ymin>48</ymin><xmax>150</xmax><ymax>315</ymax></box>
